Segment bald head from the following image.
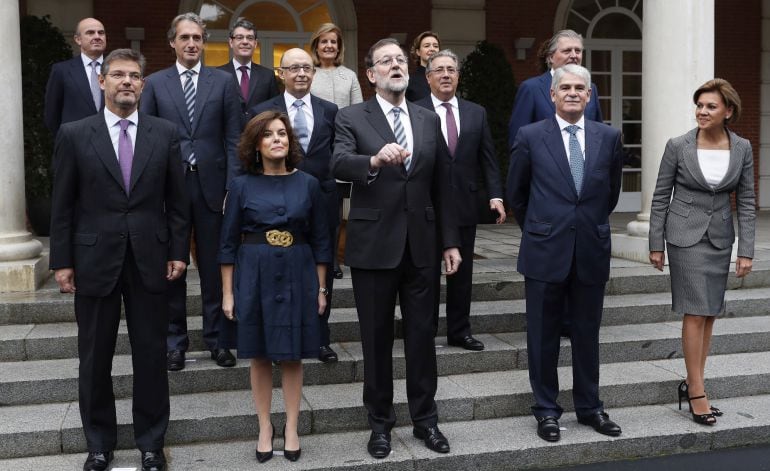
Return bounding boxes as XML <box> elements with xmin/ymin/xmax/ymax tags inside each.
<box><xmin>278</xmin><ymin>48</ymin><xmax>315</xmax><ymax>98</ymax></box>
<box><xmin>75</xmin><ymin>18</ymin><xmax>106</xmax><ymax>59</ymax></box>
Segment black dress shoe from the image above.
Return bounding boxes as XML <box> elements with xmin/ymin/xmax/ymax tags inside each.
<box><xmin>167</xmin><ymin>350</ymin><xmax>185</xmax><ymax>371</ymax></box>
<box><xmin>83</xmin><ymin>451</ymin><xmax>113</xmax><ymax>471</ymax></box>
<box><xmin>256</xmin><ymin>421</ymin><xmax>275</xmax><ymax>463</ymax></box>
<box><xmin>318</xmin><ymin>345</ymin><xmax>338</xmax><ymax>363</ymax></box>
<box><xmin>448</xmin><ymin>335</ymin><xmax>485</xmax><ymax>351</ymax></box>
<box><xmin>211</xmin><ymin>348</ymin><xmax>236</xmax><ymax>367</ymax></box>
<box><xmin>141</xmin><ymin>450</ymin><xmax>166</xmax><ymax>471</ymax></box>
<box><xmin>413</xmin><ymin>425</ymin><xmax>450</xmax><ymax>453</ymax></box>
<box><xmin>367</xmin><ymin>431</ymin><xmax>391</xmax><ymax>459</ymax></box>
<box><xmin>578</xmin><ymin>411</ymin><xmax>622</xmax><ymax>436</ymax></box>
<box><xmin>333</xmin><ymin>268</ymin><xmax>344</xmax><ymax>279</ymax></box>
<box><xmin>536</xmin><ymin>416</ymin><xmax>561</xmax><ymax>442</ymax></box>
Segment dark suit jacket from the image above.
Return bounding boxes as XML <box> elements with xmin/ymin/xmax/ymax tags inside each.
<box><xmin>332</xmin><ymin>97</ymin><xmax>460</xmax><ymax>269</ymax></box>
<box><xmin>49</xmin><ymin>112</ymin><xmax>189</xmax><ymax>297</ymax></box>
<box><xmin>217</xmin><ymin>61</ymin><xmax>279</xmax><ymax>124</ymax></box>
<box><xmin>416</xmin><ymin>96</ymin><xmax>504</xmax><ymax>226</ymax></box>
<box><xmin>44</xmin><ymin>56</ymin><xmax>102</xmax><ymax>137</ymax></box>
<box><xmin>507</xmin><ymin>71</ymin><xmax>603</xmax><ymax>149</ymax></box>
<box><xmin>506</xmin><ymin>116</ymin><xmax>622</xmax><ymax>285</ymax></box>
<box><xmin>139</xmin><ymin>65</ymin><xmax>242</xmax><ymax>212</ymax></box>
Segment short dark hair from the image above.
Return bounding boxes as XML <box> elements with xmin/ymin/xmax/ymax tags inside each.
<box><xmin>238</xmin><ymin>111</ymin><xmax>302</xmax><ymax>175</ymax></box>
<box><xmin>365</xmin><ymin>37</ymin><xmax>405</xmax><ymax>68</ymax></box>
<box><xmin>410</xmin><ymin>31</ymin><xmax>440</xmax><ymax>64</ymax></box>
<box><xmin>693</xmin><ymin>78</ymin><xmax>742</xmax><ymax>125</ymax></box>
<box><xmin>229</xmin><ymin>17</ymin><xmax>256</xmax><ymax>38</ymax></box>
<box><xmin>101</xmin><ymin>48</ymin><xmax>146</xmax><ymax>76</ymax></box>
<box><xmin>167</xmin><ymin>12</ymin><xmax>209</xmax><ymax>43</ymax></box>
<box><xmin>310</xmin><ymin>23</ymin><xmax>344</xmax><ymax>67</ymax></box>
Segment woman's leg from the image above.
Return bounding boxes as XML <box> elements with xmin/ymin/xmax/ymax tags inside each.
<box><xmin>280</xmin><ymin>360</ymin><xmax>303</xmax><ymax>451</ymax></box>
<box><xmin>700</xmin><ymin>316</ymin><xmax>716</xmax><ymax>378</ymax></box>
<box><xmin>251</xmin><ymin>358</ymin><xmax>274</xmax><ymax>452</ymax></box>
<box><xmin>682</xmin><ymin>314</ymin><xmax>711</xmax><ymax>415</ymax></box>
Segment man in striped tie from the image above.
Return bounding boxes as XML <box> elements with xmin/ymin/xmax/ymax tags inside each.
<box><xmin>140</xmin><ymin>12</ymin><xmax>242</xmax><ymax>373</ymax></box>
<box><xmin>332</xmin><ymin>38</ymin><xmax>461</xmax><ymax>459</ymax></box>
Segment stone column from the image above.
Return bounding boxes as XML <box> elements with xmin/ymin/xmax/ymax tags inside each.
<box><xmin>611</xmin><ymin>0</ymin><xmax>714</xmax><ymax>262</ymax></box>
<box><xmin>0</xmin><ymin>1</ymin><xmax>46</xmax><ymax>292</ymax></box>
<box><xmin>759</xmin><ymin>0</ymin><xmax>770</xmax><ymax>208</ymax></box>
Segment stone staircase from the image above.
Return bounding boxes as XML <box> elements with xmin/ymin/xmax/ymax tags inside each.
<box><xmin>1</xmin><ymin>224</ymin><xmax>770</xmax><ymax>470</ymax></box>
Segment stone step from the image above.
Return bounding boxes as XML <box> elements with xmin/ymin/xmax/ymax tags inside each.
<box><xmin>2</xmin><ymin>392</ymin><xmax>769</xmax><ymax>470</ymax></box>
<box><xmin>1</xmin><ymin>350</ymin><xmax>769</xmax><ymax>458</ymax></box>
<box><xmin>2</xmin><ymin>315</ymin><xmax>769</xmax><ymax>406</ymax></box>
<box><xmin>3</xmin><ymin>287</ymin><xmax>770</xmax><ymax>361</ymax></box>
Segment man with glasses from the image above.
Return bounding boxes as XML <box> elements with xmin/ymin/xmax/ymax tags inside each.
<box><xmin>416</xmin><ymin>49</ymin><xmax>506</xmax><ymax>352</ymax></box>
<box><xmin>250</xmin><ymin>48</ymin><xmax>340</xmax><ymax>364</ymax></box>
<box><xmin>332</xmin><ymin>38</ymin><xmax>461</xmax><ymax>459</ymax></box>
<box><xmin>50</xmin><ymin>48</ymin><xmax>189</xmax><ymax>471</ymax></box>
<box><xmin>140</xmin><ymin>12</ymin><xmax>242</xmax><ymax>372</ymax></box>
<box><xmin>217</xmin><ymin>18</ymin><xmax>279</xmax><ymax>125</ymax></box>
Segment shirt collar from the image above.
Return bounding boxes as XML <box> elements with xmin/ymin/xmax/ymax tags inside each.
<box><xmin>430</xmin><ymin>94</ymin><xmax>458</xmax><ymax>109</ymax></box>
<box><xmin>375</xmin><ymin>93</ymin><xmax>408</xmax><ymax>117</ymax></box>
<box><xmin>284</xmin><ymin>91</ymin><xmax>312</xmax><ymax>110</ymax></box>
<box><xmin>233</xmin><ymin>58</ymin><xmax>251</xmax><ymax>71</ymax></box>
<box><xmin>555</xmin><ymin>113</ymin><xmax>585</xmax><ymax>132</ymax></box>
<box><xmin>81</xmin><ymin>53</ymin><xmax>104</xmax><ymax>67</ymax></box>
<box><xmin>104</xmin><ymin>107</ymin><xmax>139</xmax><ymax>129</ymax></box>
<box><xmin>176</xmin><ymin>61</ymin><xmax>202</xmax><ymax>76</ymax></box>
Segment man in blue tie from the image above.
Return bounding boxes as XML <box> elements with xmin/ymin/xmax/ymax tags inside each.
<box><xmin>506</xmin><ymin>64</ymin><xmax>623</xmax><ymax>443</ymax></box>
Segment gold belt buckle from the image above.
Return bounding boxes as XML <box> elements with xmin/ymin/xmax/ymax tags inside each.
<box><xmin>265</xmin><ymin>229</ymin><xmax>293</xmax><ymax>247</ymax></box>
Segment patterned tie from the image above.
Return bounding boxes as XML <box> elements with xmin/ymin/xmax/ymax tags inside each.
<box><xmin>118</xmin><ymin>119</ymin><xmax>134</xmax><ymax>194</ymax></box>
<box><xmin>182</xmin><ymin>70</ymin><xmax>196</xmax><ymax>164</ymax></box>
<box><xmin>441</xmin><ymin>102</ymin><xmax>458</xmax><ymax>157</ymax></box>
<box><xmin>89</xmin><ymin>60</ymin><xmax>101</xmax><ymax>110</ymax></box>
<box><xmin>238</xmin><ymin>65</ymin><xmax>250</xmax><ymax>101</ymax></box>
<box><xmin>565</xmin><ymin>124</ymin><xmax>584</xmax><ymax>195</ymax></box>
<box><xmin>392</xmin><ymin>107</ymin><xmax>410</xmax><ymax>171</ymax></box>
<box><xmin>293</xmin><ymin>100</ymin><xmax>309</xmax><ymax>152</ymax></box>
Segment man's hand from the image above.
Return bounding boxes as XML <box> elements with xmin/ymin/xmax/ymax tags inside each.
<box><xmin>490</xmin><ymin>199</ymin><xmax>506</xmax><ymax>224</ymax></box>
<box><xmin>736</xmin><ymin>256</ymin><xmax>753</xmax><ymax>278</ymax></box>
<box><xmin>166</xmin><ymin>261</ymin><xmax>187</xmax><ymax>281</ymax></box>
<box><xmin>55</xmin><ymin>268</ymin><xmax>76</xmax><ymax>293</ymax></box>
<box><xmin>649</xmin><ymin>251</ymin><xmax>664</xmax><ymax>271</ymax></box>
<box><xmin>442</xmin><ymin>247</ymin><xmax>462</xmax><ymax>275</ymax></box>
<box><xmin>370</xmin><ymin>143</ymin><xmax>411</xmax><ymax>169</ymax></box>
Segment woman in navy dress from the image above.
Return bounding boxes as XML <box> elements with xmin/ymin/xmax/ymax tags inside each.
<box><xmin>220</xmin><ymin>111</ymin><xmax>331</xmax><ymax>462</ymax></box>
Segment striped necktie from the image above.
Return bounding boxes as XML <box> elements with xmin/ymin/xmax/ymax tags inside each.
<box><xmin>392</xmin><ymin>107</ymin><xmax>410</xmax><ymax>171</ymax></box>
<box><xmin>565</xmin><ymin>124</ymin><xmax>584</xmax><ymax>195</ymax></box>
<box><xmin>183</xmin><ymin>69</ymin><xmax>196</xmax><ymax>164</ymax></box>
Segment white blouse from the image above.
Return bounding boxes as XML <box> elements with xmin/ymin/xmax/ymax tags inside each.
<box><xmin>697</xmin><ymin>149</ymin><xmax>730</xmax><ymax>187</ymax></box>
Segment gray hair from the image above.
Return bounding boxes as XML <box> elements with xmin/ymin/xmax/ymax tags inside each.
<box><xmin>425</xmin><ymin>49</ymin><xmax>458</xmax><ymax>73</ymax></box>
<box><xmin>551</xmin><ymin>64</ymin><xmax>591</xmax><ymax>91</ymax></box>
<box><xmin>167</xmin><ymin>12</ymin><xmax>209</xmax><ymax>42</ymax></box>
<box><xmin>101</xmin><ymin>48</ymin><xmax>146</xmax><ymax>76</ymax></box>
<box><xmin>229</xmin><ymin>17</ymin><xmax>256</xmax><ymax>37</ymax></box>
<box><xmin>546</xmin><ymin>29</ymin><xmax>583</xmax><ymax>67</ymax></box>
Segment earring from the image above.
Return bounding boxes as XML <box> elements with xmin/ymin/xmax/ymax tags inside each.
<box><xmin>255</xmin><ymin>151</ymin><xmax>261</xmax><ymax>162</ymax></box>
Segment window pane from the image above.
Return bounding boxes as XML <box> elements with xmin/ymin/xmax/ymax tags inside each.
<box><xmin>199</xmin><ymin>2</ymin><xmax>231</xmax><ymax>29</ymax></box>
<box><xmin>623</xmin><ymin>74</ymin><xmax>642</xmax><ymax>96</ymax></box>
<box><xmin>600</xmin><ymin>98</ymin><xmax>611</xmax><ymax>121</ymax></box>
<box><xmin>623</xmin><ymin>50</ymin><xmax>642</xmax><ymax>72</ymax></box>
<box><xmin>204</xmin><ymin>43</ymin><xmax>230</xmax><ymax>67</ymax></box>
<box><xmin>243</xmin><ymin>2</ymin><xmax>297</xmax><ymax>31</ymax></box>
<box><xmin>593</xmin><ymin>74</ymin><xmax>611</xmax><ymax>95</ymax></box>
<box><xmin>571</xmin><ymin>0</ymin><xmax>601</xmax><ymax>21</ymax></box>
<box><xmin>622</xmin><ymin>123</ymin><xmax>642</xmax><ymax>145</ymax></box>
<box><xmin>300</xmin><ymin>4</ymin><xmax>332</xmax><ymax>31</ymax></box>
<box><xmin>592</xmin><ymin>13</ymin><xmax>641</xmax><ymax>39</ymax></box>
<box><xmin>591</xmin><ymin>50</ymin><xmax>611</xmax><ymax>73</ymax></box>
<box><xmin>622</xmin><ymin>98</ymin><xmax>642</xmax><ymax>120</ymax></box>
<box><xmin>622</xmin><ymin>169</ymin><xmax>642</xmax><ymax>191</ymax></box>
<box><xmin>566</xmin><ymin>14</ymin><xmax>589</xmax><ymax>36</ymax></box>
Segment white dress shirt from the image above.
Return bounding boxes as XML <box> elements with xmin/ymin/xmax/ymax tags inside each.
<box><xmin>283</xmin><ymin>92</ymin><xmax>314</xmax><ymax>142</ymax></box>
<box><xmin>233</xmin><ymin>59</ymin><xmax>251</xmax><ymax>86</ymax></box>
<box><xmin>104</xmin><ymin>108</ymin><xmax>139</xmax><ymax>161</ymax></box>
<box><xmin>697</xmin><ymin>149</ymin><xmax>730</xmax><ymax>187</ymax></box>
<box><xmin>81</xmin><ymin>53</ymin><xmax>104</xmax><ymax>88</ymax></box>
<box><xmin>429</xmin><ymin>94</ymin><xmax>460</xmax><ymax>147</ymax></box>
<box><xmin>375</xmin><ymin>93</ymin><xmax>413</xmax><ymax>153</ymax></box>
<box><xmin>554</xmin><ymin>113</ymin><xmax>586</xmax><ymax>163</ymax></box>
<box><xmin>176</xmin><ymin>61</ymin><xmax>201</xmax><ymax>89</ymax></box>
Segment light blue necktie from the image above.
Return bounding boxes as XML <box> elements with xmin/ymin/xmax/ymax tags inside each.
<box><xmin>89</xmin><ymin>60</ymin><xmax>101</xmax><ymax>110</ymax></box>
<box><xmin>392</xmin><ymin>107</ymin><xmax>410</xmax><ymax>171</ymax></box>
<box><xmin>293</xmin><ymin>100</ymin><xmax>309</xmax><ymax>152</ymax></box>
<box><xmin>565</xmin><ymin>124</ymin><xmax>584</xmax><ymax>195</ymax></box>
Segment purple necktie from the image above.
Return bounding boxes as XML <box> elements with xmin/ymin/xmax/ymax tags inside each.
<box><xmin>118</xmin><ymin>119</ymin><xmax>134</xmax><ymax>194</ymax></box>
<box><xmin>239</xmin><ymin>65</ymin><xmax>250</xmax><ymax>101</ymax></box>
<box><xmin>441</xmin><ymin>102</ymin><xmax>458</xmax><ymax>157</ymax></box>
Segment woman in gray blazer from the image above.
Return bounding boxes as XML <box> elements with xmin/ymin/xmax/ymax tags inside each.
<box><xmin>649</xmin><ymin>79</ymin><xmax>755</xmax><ymax>426</ymax></box>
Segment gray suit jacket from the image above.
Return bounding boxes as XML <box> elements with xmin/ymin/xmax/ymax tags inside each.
<box><xmin>649</xmin><ymin>128</ymin><xmax>755</xmax><ymax>258</ymax></box>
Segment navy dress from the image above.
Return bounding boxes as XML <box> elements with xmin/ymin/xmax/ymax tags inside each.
<box><xmin>219</xmin><ymin>171</ymin><xmax>331</xmax><ymax>360</ymax></box>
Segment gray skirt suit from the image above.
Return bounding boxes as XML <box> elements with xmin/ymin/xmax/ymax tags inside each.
<box><xmin>649</xmin><ymin>128</ymin><xmax>755</xmax><ymax>315</ymax></box>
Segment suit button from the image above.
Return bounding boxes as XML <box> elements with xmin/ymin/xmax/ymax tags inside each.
<box><xmin>275</xmin><ymin>294</ymin><xmax>284</xmax><ymax>303</ymax></box>
<box><xmin>570</xmin><ymin>226</ymin><xmax>575</xmax><ymax>231</ymax></box>
<box><xmin>277</xmin><ymin>207</ymin><xmax>286</xmax><ymax>216</ymax></box>
<box><xmin>707</xmin><ymin>210</ymin><xmax>712</xmax><ymax>215</ymax></box>
<box><xmin>274</xmin><ymin>251</ymin><xmax>283</xmax><ymax>258</ymax></box>
<box><xmin>120</xmin><ymin>233</ymin><xmax>126</xmax><ymax>238</ymax></box>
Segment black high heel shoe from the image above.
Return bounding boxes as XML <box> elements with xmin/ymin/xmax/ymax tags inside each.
<box><xmin>678</xmin><ymin>380</ymin><xmax>723</xmax><ymax>416</ymax></box>
<box><xmin>282</xmin><ymin>424</ymin><xmax>301</xmax><ymax>462</ymax></box>
<box><xmin>685</xmin><ymin>394</ymin><xmax>717</xmax><ymax>425</ymax></box>
<box><xmin>256</xmin><ymin>421</ymin><xmax>274</xmax><ymax>463</ymax></box>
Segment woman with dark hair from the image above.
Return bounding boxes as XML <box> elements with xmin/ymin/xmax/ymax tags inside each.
<box><xmin>309</xmin><ymin>22</ymin><xmax>363</xmax><ymax>108</ymax></box>
<box><xmin>406</xmin><ymin>30</ymin><xmax>440</xmax><ymax>101</ymax></box>
<box><xmin>649</xmin><ymin>78</ymin><xmax>755</xmax><ymax>426</ymax></box>
<box><xmin>220</xmin><ymin>111</ymin><xmax>331</xmax><ymax>462</ymax></box>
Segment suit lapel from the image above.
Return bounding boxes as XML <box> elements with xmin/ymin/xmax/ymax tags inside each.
<box><xmin>306</xmin><ymin>96</ymin><xmax>324</xmax><ymax>154</ymax></box>
<box><xmin>129</xmin><ymin>115</ymin><xmax>154</xmax><ymax>194</ymax></box>
<box><xmin>247</xmin><ymin>62</ymin><xmax>262</xmax><ymax>102</ymax></box>
<box><xmin>583</xmin><ymin>120</ymin><xmax>604</xmax><ymax>176</ymax></box>
<box><xmin>538</xmin><ymin>72</ymin><xmax>553</xmax><ymax>110</ymax></box>
<box><xmin>192</xmin><ymin>67</ymin><xmax>215</xmax><ymax>134</ymax></box>
<box><xmin>543</xmin><ymin>117</ymin><xmax>578</xmax><ymax>196</ymax></box>
<box><xmin>69</xmin><ymin>57</ymin><xmax>98</xmax><ymax>112</ymax></box>
<box><xmin>90</xmin><ymin>115</ymin><xmax>126</xmax><ymax>193</ymax></box>
<box><xmin>364</xmin><ymin>98</ymin><xmax>397</xmax><ymax>144</ymax></box>
<box><xmin>714</xmin><ymin>130</ymin><xmax>743</xmax><ymax>191</ymax></box>
<box><xmin>456</xmin><ymin>99</ymin><xmax>473</xmax><ymax>160</ymax></box>
<box><xmin>163</xmin><ymin>67</ymin><xmax>192</xmax><ymax>133</ymax></box>
<box><xmin>682</xmin><ymin>129</ymin><xmax>711</xmax><ymax>190</ymax></box>
<box><xmin>407</xmin><ymin>102</ymin><xmax>424</xmax><ymax>173</ymax></box>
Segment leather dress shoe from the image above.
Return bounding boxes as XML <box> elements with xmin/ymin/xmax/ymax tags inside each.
<box><xmin>211</xmin><ymin>348</ymin><xmax>236</xmax><ymax>367</ymax></box>
<box><xmin>578</xmin><ymin>411</ymin><xmax>622</xmax><ymax>437</ymax></box>
<box><xmin>141</xmin><ymin>450</ymin><xmax>166</xmax><ymax>471</ymax></box>
<box><xmin>83</xmin><ymin>451</ymin><xmax>113</xmax><ymax>471</ymax></box>
<box><xmin>333</xmin><ymin>268</ymin><xmax>344</xmax><ymax>279</ymax></box>
<box><xmin>448</xmin><ymin>335</ymin><xmax>485</xmax><ymax>351</ymax></box>
<box><xmin>167</xmin><ymin>350</ymin><xmax>185</xmax><ymax>371</ymax></box>
<box><xmin>367</xmin><ymin>431</ymin><xmax>391</xmax><ymax>459</ymax></box>
<box><xmin>536</xmin><ymin>416</ymin><xmax>561</xmax><ymax>442</ymax></box>
<box><xmin>413</xmin><ymin>425</ymin><xmax>450</xmax><ymax>453</ymax></box>
<box><xmin>318</xmin><ymin>345</ymin><xmax>338</xmax><ymax>363</ymax></box>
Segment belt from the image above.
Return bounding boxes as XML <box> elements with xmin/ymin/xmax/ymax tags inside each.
<box><xmin>185</xmin><ymin>163</ymin><xmax>198</xmax><ymax>172</ymax></box>
<box><xmin>242</xmin><ymin>230</ymin><xmax>307</xmax><ymax>247</ymax></box>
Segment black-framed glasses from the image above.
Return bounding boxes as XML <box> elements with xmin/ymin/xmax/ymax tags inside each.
<box><xmin>280</xmin><ymin>65</ymin><xmax>314</xmax><ymax>74</ymax></box>
<box><xmin>372</xmin><ymin>55</ymin><xmax>408</xmax><ymax>67</ymax></box>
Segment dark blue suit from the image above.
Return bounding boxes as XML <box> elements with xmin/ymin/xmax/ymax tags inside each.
<box><xmin>44</xmin><ymin>56</ymin><xmax>103</xmax><ymax>137</ymax></box>
<box><xmin>140</xmin><ymin>64</ymin><xmax>242</xmax><ymax>352</ymax></box>
<box><xmin>507</xmin><ymin>71</ymin><xmax>603</xmax><ymax>149</ymax></box>
<box><xmin>248</xmin><ymin>94</ymin><xmax>339</xmax><ymax>346</ymax></box>
<box><xmin>506</xmin><ymin>116</ymin><xmax>622</xmax><ymax>419</ymax></box>
<box><xmin>217</xmin><ymin>61</ymin><xmax>279</xmax><ymax>126</ymax></box>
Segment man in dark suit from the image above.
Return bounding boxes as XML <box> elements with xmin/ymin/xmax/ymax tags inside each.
<box><xmin>140</xmin><ymin>12</ymin><xmax>242</xmax><ymax>371</ymax></box>
<box><xmin>506</xmin><ymin>64</ymin><xmax>623</xmax><ymax>443</ymax></box>
<box><xmin>50</xmin><ymin>49</ymin><xmax>188</xmax><ymax>471</ymax></box>
<box><xmin>249</xmin><ymin>48</ymin><xmax>340</xmax><ymax>363</ymax></box>
<box><xmin>216</xmin><ymin>18</ymin><xmax>279</xmax><ymax>125</ymax></box>
<box><xmin>332</xmin><ymin>38</ymin><xmax>461</xmax><ymax>459</ymax></box>
<box><xmin>44</xmin><ymin>17</ymin><xmax>106</xmax><ymax>137</ymax></box>
<box><xmin>416</xmin><ymin>49</ymin><xmax>506</xmax><ymax>352</ymax></box>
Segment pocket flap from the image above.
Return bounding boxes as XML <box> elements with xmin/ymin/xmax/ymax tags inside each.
<box><xmin>669</xmin><ymin>200</ymin><xmax>691</xmax><ymax>217</ymax></box>
<box><xmin>348</xmin><ymin>207</ymin><xmax>380</xmax><ymax>221</ymax></box>
<box><xmin>73</xmin><ymin>233</ymin><xmax>98</xmax><ymax>246</ymax></box>
<box><xmin>526</xmin><ymin>221</ymin><xmax>551</xmax><ymax>235</ymax></box>
<box><xmin>596</xmin><ymin>223</ymin><xmax>610</xmax><ymax>238</ymax></box>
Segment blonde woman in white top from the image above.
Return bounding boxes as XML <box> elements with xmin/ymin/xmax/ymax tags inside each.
<box><xmin>309</xmin><ymin>23</ymin><xmax>363</xmax><ymax>108</ymax></box>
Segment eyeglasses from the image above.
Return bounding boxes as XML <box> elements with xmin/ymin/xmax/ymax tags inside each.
<box><xmin>372</xmin><ymin>55</ymin><xmax>408</xmax><ymax>67</ymax></box>
<box><xmin>280</xmin><ymin>65</ymin><xmax>314</xmax><ymax>74</ymax></box>
<box><xmin>429</xmin><ymin>66</ymin><xmax>458</xmax><ymax>75</ymax></box>
<box><xmin>232</xmin><ymin>34</ymin><xmax>256</xmax><ymax>41</ymax></box>
<box><xmin>106</xmin><ymin>72</ymin><xmax>143</xmax><ymax>81</ymax></box>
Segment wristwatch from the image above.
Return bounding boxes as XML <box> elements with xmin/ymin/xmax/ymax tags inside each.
<box><xmin>319</xmin><ymin>287</ymin><xmax>329</xmax><ymax>296</ymax></box>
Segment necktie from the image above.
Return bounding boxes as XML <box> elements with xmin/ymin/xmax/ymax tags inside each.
<box><xmin>118</xmin><ymin>119</ymin><xmax>134</xmax><ymax>194</ymax></box>
<box><xmin>183</xmin><ymin>70</ymin><xmax>196</xmax><ymax>164</ymax></box>
<box><xmin>392</xmin><ymin>107</ymin><xmax>410</xmax><ymax>171</ymax></box>
<box><xmin>238</xmin><ymin>65</ymin><xmax>250</xmax><ymax>101</ymax></box>
<box><xmin>565</xmin><ymin>124</ymin><xmax>584</xmax><ymax>195</ymax></box>
<box><xmin>293</xmin><ymin>100</ymin><xmax>309</xmax><ymax>152</ymax></box>
<box><xmin>441</xmin><ymin>102</ymin><xmax>458</xmax><ymax>157</ymax></box>
<box><xmin>89</xmin><ymin>60</ymin><xmax>101</xmax><ymax>110</ymax></box>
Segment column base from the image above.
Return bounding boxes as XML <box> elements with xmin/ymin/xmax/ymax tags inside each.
<box><xmin>611</xmin><ymin>233</ymin><xmax>658</xmax><ymax>264</ymax></box>
<box><xmin>0</xmin><ymin>253</ymin><xmax>50</xmax><ymax>292</ymax></box>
